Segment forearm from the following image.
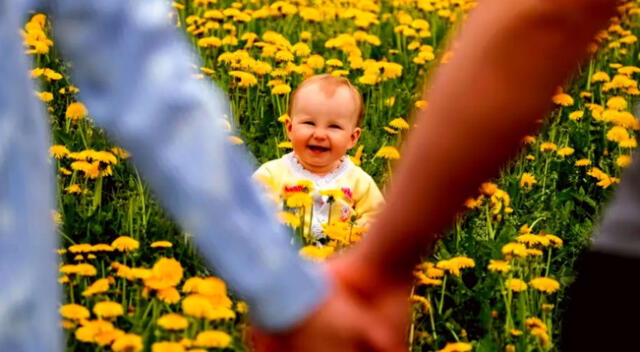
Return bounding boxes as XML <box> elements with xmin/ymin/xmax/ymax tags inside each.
<box><xmin>47</xmin><ymin>0</ymin><xmax>328</xmax><ymax>331</ymax></box>
<box><xmin>355</xmin><ymin>0</ymin><xmax>618</xmax><ymax>285</ymax></box>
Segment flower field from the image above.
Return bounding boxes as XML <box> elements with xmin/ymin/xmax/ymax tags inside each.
<box><xmin>23</xmin><ymin>0</ymin><xmax>640</xmax><ymax>351</ymax></box>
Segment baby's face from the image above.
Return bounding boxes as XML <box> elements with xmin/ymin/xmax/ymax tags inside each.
<box><xmin>286</xmin><ymin>83</ymin><xmax>361</xmax><ymax>175</ymax></box>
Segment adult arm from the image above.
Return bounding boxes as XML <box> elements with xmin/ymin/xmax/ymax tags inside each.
<box><xmin>343</xmin><ymin>0</ymin><xmax>619</xmax><ymax>288</ymax></box>
<box><xmin>43</xmin><ymin>0</ymin><xmax>327</xmax><ymax>331</ymax></box>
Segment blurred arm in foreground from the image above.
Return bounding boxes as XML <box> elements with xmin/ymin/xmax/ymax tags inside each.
<box><xmin>45</xmin><ymin>0</ymin><xmax>403</xmax><ymax>350</ymax></box>
<box><xmin>324</xmin><ymin>0</ymin><xmax>619</xmax><ymax>349</ymax></box>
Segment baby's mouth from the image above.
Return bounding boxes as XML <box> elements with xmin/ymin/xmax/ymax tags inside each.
<box><xmin>308</xmin><ymin>145</ymin><xmax>330</xmax><ymax>153</ymax></box>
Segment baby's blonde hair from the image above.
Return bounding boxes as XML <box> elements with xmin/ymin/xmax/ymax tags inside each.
<box><xmin>288</xmin><ymin>74</ymin><xmax>365</xmax><ymax>127</ymax></box>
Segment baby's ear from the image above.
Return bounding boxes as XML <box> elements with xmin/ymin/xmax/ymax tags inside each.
<box><xmin>285</xmin><ymin>118</ymin><xmax>293</xmax><ymax>136</ymax></box>
<box><xmin>350</xmin><ymin>127</ymin><xmax>362</xmax><ymax>147</ymax></box>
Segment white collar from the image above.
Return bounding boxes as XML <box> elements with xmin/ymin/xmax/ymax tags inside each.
<box><xmin>285</xmin><ymin>152</ymin><xmax>353</xmax><ymax>187</ymax></box>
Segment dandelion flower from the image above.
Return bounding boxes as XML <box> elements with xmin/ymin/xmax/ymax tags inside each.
<box><xmin>437</xmin><ymin>342</ymin><xmax>472</xmax><ymax>352</ymax></box>
<box><xmin>519</xmin><ymin>173</ymin><xmax>537</xmax><ymax>189</ymax></box>
<box><xmin>502</xmin><ymin>242</ymin><xmax>528</xmax><ymax>259</ymax></box>
<box><xmin>415</xmin><ymin>100</ymin><xmax>428</xmax><ymax>110</ymax></box>
<box><xmin>375</xmin><ymin>146</ymin><xmax>400</xmax><ymax>160</ymax></box>
<box><xmin>151</xmin><ymin>241</ymin><xmax>173</xmax><ymax>248</ymax></box>
<box><xmin>575</xmin><ymin>158</ymin><xmax>591</xmax><ymax>167</ymax></box>
<box><xmin>557</xmin><ymin>146</ymin><xmax>575</xmax><ymax>157</ymax></box>
<box><xmin>568</xmin><ymin>111</ymin><xmax>584</xmax><ymax>120</ymax></box>
<box><xmin>389</xmin><ymin>117</ymin><xmax>410</xmax><ymax>130</ymax></box>
<box><xmin>299</xmin><ymin>245</ymin><xmax>335</xmax><ymax>261</ymax></box>
<box><xmin>552</xmin><ymin>93</ymin><xmax>574</xmax><ymax>106</ymax></box>
<box><xmin>194</xmin><ymin>330</ymin><xmax>232</xmax><ymax>348</ymax></box>
<box><xmin>271</xmin><ymin>83</ymin><xmax>291</xmax><ymax>95</ymax></box>
<box><xmin>157</xmin><ymin>287</ymin><xmax>181</xmax><ymax>304</ymax></box>
<box><xmin>487</xmin><ymin>260</ymin><xmax>511</xmax><ymax>273</ymax></box>
<box><xmin>539</xmin><ymin>142</ymin><xmax>557</xmax><ymax>152</ymax></box>
<box><xmin>506</xmin><ymin>278</ymin><xmax>528</xmax><ymax>292</ymax></box>
<box><xmin>93</xmin><ymin>301</ymin><xmax>124</xmax><ymax>319</ymax></box>
<box><xmin>591</xmin><ymin>71</ymin><xmax>610</xmax><ymax>83</ymax></box>
<box><xmin>606</xmin><ymin>96</ymin><xmax>627</xmax><ymax>110</ymax></box>
<box><xmin>112</xmin><ymin>334</ymin><xmax>143</xmax><ymax>352</ymax></box>
<box><xmin>37</xmin><ymin>91</ymin><xmax>53</xmax><ymax>102</ymax></box>
<box><xmin>82</xmin><ymin>278</ymin><xmax>110</xmax><ymax>297</ymax></box>
<box><xmin>157</xmin><ymin>313</ymin><xmax>189</xmax><ymax>330</ymax></box>
<box><xmin>111</xmin><ymin>236</ymin><xmax>140</xmax><ymax>252</ymax></box>
<box><xmin>49</xmin><ymin>145</ymin><xmax>70</xmax><ymax>159</ymax></box>
<box><xmin>617</xmin><ymin>155</ymin><xmax>632</xmax><ymax>167</ymax></box>
<box><xmin>152</xmin><ymin>342</ymin><xmax>185</xmax><ymax>352</ymax></box>
<box><xmin>530</xmin><ymin>277</ymin><xmax>560</xmax><ymax>294</ymax></box>
<box><xmin>59</xmin><ymin>304</ymin><xmax>90</xmax><ymax>320</ymax></box>
<box><xmin>436</xmin><ymin>256</ymin><xmax>475</xmax><ymax>276</ymax></box>
<box><xmin>65</xmin><ymin>102</ymin><xmax>88</xmax><ymax>120</ymax></box>
<box><xmin>144</xmin><ymin>257</ymin><xmax>184</xmax><ymax>290</ymax></box>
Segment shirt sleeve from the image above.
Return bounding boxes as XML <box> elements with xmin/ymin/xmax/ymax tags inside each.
<box><xmin>45</xmin><ymin>0</ymin><xmax>329</xmax><ymax>331</ymax></box>
<box><xmin>354</xmin><ymin>174</ymin><xmax>385</xmax><ymax>229</ymax></box>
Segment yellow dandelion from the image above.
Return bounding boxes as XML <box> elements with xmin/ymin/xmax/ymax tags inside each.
<box><xmin>415</xmin><ymin>100</ymin><xmax>428</xmax><ymax>110</ymax></box>
<box><xmin>111</xmin><ymin>236</ymin><xmax>140</xmax><ymax>252</ymax></box>
<box><xmin>620</xmin><ymin>137</ymin><xmax>637</xmax><ymax>148</ymax></box>
<box><xmin>49</xmin><ymin>145</ymin><xmax>70</xmax><ymax>159</ymax></box>
<box><xmin>568</xmin><ymin>111</ymin><xmax>584</xmax><ymax>120</ymax></box>
<box><xmin>144</xmin><ymin>257</ymin><xmax>184</xmax><ymax>290</ymax></box>
<box><xmin>271</xmin><ymin>83</ymin><xmax>291</xmax><ymax>95</ymax></box>
<box><xmin>194</xmin><ymin>330</ymin><xmax>232</xmax><ymax>348</ymax></box>
<box><xmin>517</xmin><ymin>233</ymin><xmax>550</xmax><ymax>247</ymax></box>
<box><xmin>150</xmin><ymin>241</ymin><xmax>173</xmax><ymax>249</ymax></box>
<box><xmin>82</xmin><ymin>278</ymin><xmax>110</xmax><ymax>297</ymax></box>
<box><xmin>575</xmin><ymin>158</ymin><xmax>591</xmax><ymax>166</ymax></box>
<box><xmin>277</xmin><ymin>141</ymin><xmax>293</xmax><ymax>149</ymax></box>
<box><xmin>502</xmin><ymin>242</ymin><xmax>528</xmax><ymax>259</ymax></box>
<box><xmin>530</xmin><ymin>277</ymin><xmax>560</xmax><ymax>294</ymax></box>
<box><xmin>65</xmin><ymin>102</ymin><xmax>88</xmax><ymax>120</ymax></box>
<box><xmin>436</xmin><ymin>256</ymin><xmax>475</xmax><ymax>276</ymax></box>
<box><xmin>152</xmin><ymin>342</ymin><xmax>185</xmax><ymax>352</ymax></box>
<box><xmin>157</xmin><ymin>287</ymin><xmax>181</xmax><ymax>304</ymax></box>
<box><xmin>606</xmin><ymin>96</ymin><xmax>628</xmax><ymax>110</ymax></box>
<box><xmin>506</xmin><ymin>278</ymin><xmax>528</xmax><ymax>292</ymax></box>
<box><xmin>437</xmin><ymin>342</ymin><xmax>472</xmax><ymax>352</ymax></box>
<box><xmin>539</xmin><ymin>142</ymin><xmax>557</xmax><ymax>152</ymax></box>
<box><xmin>157</xmin><ymin>314</ymin><xmax>189</xmax><ymax>330</ymax></box>
<box><xmin>389</xmin><ymin>117</ymin><xmax>410</xmax><ymax>130</ymax></box>
<box><xmin>375</xmin><ymin>146</ymin><xmax>400</xmax><ymax>160</ymax></box>
<box><xmin>591</xmin><ymin>71</ymin><xmax>610</xmax><ymax>83</ymax></box>
<box><xmin>93</xmin><ymin>301</ymin><xmax>124</xmax><ymax>319</ymax></box>
<box><xmin>557</xmin><ymin>146</ymin><xmax>575</xmax><ymax>157</ymax></box>
<box><xmin>36</xmin><ymin>91</ymin><xmax>53</xmax><ymax>102</ymax></box>
<box><xmin>112</xmin><ymin>334</ymin><xmax>143</xmax><ymax>352</ymax></box>
<box><xmin>59</xmin><ymin>304</ymin><xmax>90</xmax><ymax>321</ymax></box>
<box><xmin>617</xmin><ymin>155</ymin><xmax>632</xmax><ymax>167</ymax></box>
<box><xmin>607</xmin><ymin>126</ymin><xmax>630</xmax><ymax>142</ymax></box>
<box><xmin>520</xmin><ymin>173</ymin><xmax>537</xmax><ymax>189</ymax></box>
<box><xmin>299</xmin><ymin>245</ymin><xmax>335</xmax><ymax>261</ymax></box>
<box><xmin>552</xmin><ymin>93</ymin><xmax>574</xmax><ymax>106</ymax></box>
<box><xmin>487</xmin><ymin>260</ymin><xmax>511</xmax><ymax>273</ymax></box>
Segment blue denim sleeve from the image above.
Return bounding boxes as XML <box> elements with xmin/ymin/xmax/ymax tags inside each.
<box><xmin>46</xmin><ymin>0</ymin><xmax>329</xmax><ymax>331</ymax></box>
<box><xmin>0</xmin><ymin>1</ymin><xmax>61</xmax><ymax>351</ymax></box>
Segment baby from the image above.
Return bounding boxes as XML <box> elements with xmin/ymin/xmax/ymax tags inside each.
<box><xmin>254</xmin><ymin>74</ymin><xmax>384</xmax><ymax>239</ymax></box>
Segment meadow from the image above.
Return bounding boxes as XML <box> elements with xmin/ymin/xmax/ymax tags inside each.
<box><xmin>22</xmin><ymin>0</ymin><xmax>640</xmax><ymax>350</ymax></box>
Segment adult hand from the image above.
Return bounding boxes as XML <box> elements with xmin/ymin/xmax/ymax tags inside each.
<box><xmin>250</xmin><ymin>261</ymin><xmax>407</xmax><ymax>352</ymax></box>
<box><xmin>327</xmin><ymin>253</ymin><xmax>414</xmax><ymax>351</ymax></box>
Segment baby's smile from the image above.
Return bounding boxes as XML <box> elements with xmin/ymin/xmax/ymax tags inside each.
<box><xmin>307</xmin><ymin>145</ymin><xmax>330</xmax><ymax>153</ymax></box>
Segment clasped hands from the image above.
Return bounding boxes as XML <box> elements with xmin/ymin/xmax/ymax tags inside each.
<box><xmin>251</xmin><ymin>254</ymin><xmax>412</xmax><ymax>352</ymax></box>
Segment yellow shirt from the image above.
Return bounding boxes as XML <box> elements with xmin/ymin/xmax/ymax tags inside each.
<box><xmin>253</xmin><ymin>152</ymin><xmax>384</xmax><ymax>238</ymax></box>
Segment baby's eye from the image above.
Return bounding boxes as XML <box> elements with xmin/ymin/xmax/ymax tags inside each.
<box><xmin>329</xmin><ymin>124</ymin><xmax>342</xmax><ymax>129</ymax></box>
<box><xmin>302</xmin><ymin>121</ymin><xmax>315</xmax><ymax>126</ymax></box>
